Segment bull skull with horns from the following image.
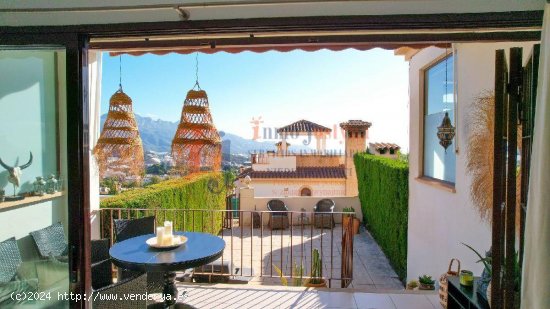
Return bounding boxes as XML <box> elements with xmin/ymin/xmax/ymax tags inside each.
<box><xmin>0</xmin><ymin>152</ymin><xmax>33</xmax><ymax>196</ymax></box>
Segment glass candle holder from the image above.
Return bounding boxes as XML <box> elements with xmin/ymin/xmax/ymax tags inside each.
<box><xmin>459</xmin><ymin>270</ymin><xmax>474</xmax><ymax>287</ymax></box>
<box><xmin>33</xmin><ymin>177</ymin><xmax>47</xmax><ymax>196</ymax></box>
<box><xmin>46</xmin><ymin>174</ymin><xmax>58</xmax><ymax>194</ymax></box>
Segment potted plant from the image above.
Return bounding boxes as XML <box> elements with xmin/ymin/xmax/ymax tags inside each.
<box><xmin>305</xmin><ymin>248</ymin><xmax>327</xmax><ymax>288</ymax></box>
<box><xmin>342</xmin><ymin>207</ymin><xmax>360</xmax><ymax>234</ymax></box>
<box><xmin>406</xmin><ymin>280</ymin><xmax>419</xmax><ymax>290</ymax></box>
<box><xmin>418</xmin><ymin>275</ymin><xmax>435</xmax><ymax>290</ymax></box>
<box><xmin>462</xmin><ymin>243</ymin><xmax>521</xmax><ymax>308</ymax></box>
<box><xmin>273</xmin><ymin>262</ymin><xmax>304</xmax><ymax>287</ymax></box>
<box><xmin>0</xmin><ymin>189</ymin><xmax>4</xmax><ymax>203</ymax></box>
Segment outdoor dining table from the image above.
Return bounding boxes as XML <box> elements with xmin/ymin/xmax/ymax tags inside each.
<box><xmin>109</xmin><ymin>231</ymin><xmax>225</xmax><ymax>308</ymax></box>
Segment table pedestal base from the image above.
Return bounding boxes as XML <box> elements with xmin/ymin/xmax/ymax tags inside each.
<box><xmin>164</xmin><ymin>271</ymin><xmax>178</xmax><ymax>307</ymax></box>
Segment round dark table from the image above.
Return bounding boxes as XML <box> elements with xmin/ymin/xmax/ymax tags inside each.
<box><xmin>110</xmin><ymin>231</ymin><xmax>225</xmax><ymax>308</ymax></box>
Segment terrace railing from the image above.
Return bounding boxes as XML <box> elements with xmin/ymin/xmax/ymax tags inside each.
<box><xmin>97</xmin><ymin>208</ymin><xmax>354</xmax><ymax>288</ymax></box>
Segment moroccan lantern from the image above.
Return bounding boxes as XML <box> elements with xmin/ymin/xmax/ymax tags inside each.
<box><xmin>437</xmin><ymin>48</ymin><xmax>456</xmax><ymax>152</ymax></box>
<box><xmin>437</xmin><ymin>111</ymin><xmax>455</xmax><ymax>151</ymax></box>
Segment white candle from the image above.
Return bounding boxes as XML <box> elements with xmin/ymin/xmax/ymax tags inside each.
<box><xmin>164</xmin><ymin>221</ymin><xmax>173</xmax><ymax>236</ymax></box>
<box><xmin>156</xmin><ymin>227</ymin><xmax>165</xmax><ymax>245</ymax></box>
<box><xmin>163</xmin><ymin>234</ymin><xmax>174</xmax><ymax>246</ymax></box>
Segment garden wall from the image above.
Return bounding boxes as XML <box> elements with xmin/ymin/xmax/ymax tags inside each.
<box><xmin>99</xmin><ymin>172</ymin><xmax>226</xmax><ymax>236</ymax></box>
<box><xmin>354</xmin><ymin>153</ymin><xmax>408</xmax><ymax>280</ymax></box>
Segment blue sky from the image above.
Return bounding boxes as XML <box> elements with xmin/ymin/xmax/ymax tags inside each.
<box><xmin>101</xmin><ymin>48</ymin><xmax>410</xmax><ymax>152</ymax></box>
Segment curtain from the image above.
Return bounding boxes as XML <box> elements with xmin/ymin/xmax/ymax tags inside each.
<box><xmin>521</xmin><ymin>3</ymin><xmax>550</xmax><ymax>308</ymax></box>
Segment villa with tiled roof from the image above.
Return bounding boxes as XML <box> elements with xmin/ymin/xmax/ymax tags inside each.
<box><xmin>237</xmin><ymin>119</ymin><xmax>371</xmax><ymax>197</ymax></box>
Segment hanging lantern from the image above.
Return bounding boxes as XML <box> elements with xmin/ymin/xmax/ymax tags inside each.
<box><xmin>93</xmin><ymin>87</ymin><xmax>144</xmax><ymax>179</ymax></box>
<box><xmin>171</xmin><ymin>53</ymin><xmax>221</xmax><ymax>174</ymax></box>
<box><xmin>171</xmin><ymin>89</ymin><xmax>222</xmax><ymax>174</ymax></box>
<box><xmin>437</xmin><ymin>111</ymin><xmax>455</xmax><ymax>151</ymax></box>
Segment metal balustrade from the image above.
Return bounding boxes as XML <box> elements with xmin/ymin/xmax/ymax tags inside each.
<box><xmin>97</xmin><ymin>208</ymin><xmax>354</xmax><ymax>288</ymax></box>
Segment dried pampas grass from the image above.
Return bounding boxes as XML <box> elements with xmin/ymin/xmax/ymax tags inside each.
<box><xmin>466</xmin><ymin>92</ymin><xmax>522</xmax><ymax>225</ymax></box>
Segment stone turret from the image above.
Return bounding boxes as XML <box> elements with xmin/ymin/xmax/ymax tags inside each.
<box><xmin>340</xmin><ymin>120</ymin><xmax>371</xmax><ymax>196</ymax></box>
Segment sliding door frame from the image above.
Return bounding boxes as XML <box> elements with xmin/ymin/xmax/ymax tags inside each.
<box><xmin>0</xmin><ymin>33</ymin><xmax>90</xmax><ymax>309</ymax></box>
<box><xmin>0</xmin><ymin>9</ymin><xmax>544</xmax><ymax>309</ymax></box>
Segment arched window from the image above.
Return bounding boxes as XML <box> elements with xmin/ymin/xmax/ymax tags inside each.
<box><xmin>300</xmin><ymin>187</ymin><xmax>312</xmax><ymax>196</ymax></box>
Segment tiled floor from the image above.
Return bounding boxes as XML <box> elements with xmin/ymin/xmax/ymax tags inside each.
<box><xmin>217</xmin><ymin>224</ymin><xmax>403</xmax><ymax>290</ymax></box>
<box><xmin>169</xmin><ymin>283</ymin><xmax>439</xmax><ymax>309</ymax></box>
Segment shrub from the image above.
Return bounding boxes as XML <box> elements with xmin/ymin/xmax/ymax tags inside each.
<box><xmin>100</xmin><ymin>172</ymin><xmax>226</xmax><ymax>236</ymax></box>
<box><xmin>354</xmin><ymin>153</ymin><xmax>408</xmax><ymax>280</ymax></box>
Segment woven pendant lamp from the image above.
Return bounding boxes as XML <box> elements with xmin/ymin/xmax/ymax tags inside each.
<box><xmin>171</xmin><ymin>88</ymin><xmax>222</xmax><ymax>174</ymax></box>
<box><xmin>93</xmin><ymin>57</ymin><xmax>144</xmax><ymax>179</ymax></box>
<box><xmin>171</xmin><ymin>54</ymin><xmax>221</xmax><ymax>174</ymax></box>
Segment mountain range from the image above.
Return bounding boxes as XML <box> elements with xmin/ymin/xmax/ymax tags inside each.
<box><xmin>100</xmin><ymin>114</ymin><xmax>309</xmax><ymax>155</ymax></box>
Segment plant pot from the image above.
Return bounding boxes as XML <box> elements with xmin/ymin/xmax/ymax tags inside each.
<box><xmin>343</xmin><ymin>216</ymin><xmax>360</xmax><ymax>234</ymax></box>
<box><xmin>352</xmin><ymin>218</ymin><xmax>360</xmax><ymax>234</ymax></box>
<box><xmin>419</xmin><ymin>283</ymin><xmax>435</xmax><ymax>290</ymax></box>
<box><xmin>304</xmin><ymin>279</ymin><xmax>327</xmax><ymax>288</ymax></box>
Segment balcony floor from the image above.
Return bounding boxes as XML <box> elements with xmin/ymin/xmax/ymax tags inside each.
<box><xmin>158</xmin><ymin>283</ymin><xmax>439</xmax><ymax>308</ymax></box>
<box><xmin>218</xmin><ymin>224</ymin><xmax>403</xmax><ymax>290</ymax></box>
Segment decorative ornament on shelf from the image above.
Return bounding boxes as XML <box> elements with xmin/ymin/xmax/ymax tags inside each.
<box><xmin>171</xmin><ymin>52</ymin><xmax>221</xmax><ymax>174</ymax></box>
<box><xmin>33</xmin><ymin>177</ymin><xmax>47</xmax><ymax>196</ymax></box>
<box><xmin>93</xmin><ymin>55</ymin><xmax>144</xmax><ymax>179</ymax></box>
<box><xmin>437</xmin><ymin>111</ymin><xmax>456</xmax><ymax>152</ymax></box>
<box><xmin>0</xmin><ymin>152</ymin><xmax>33</xmax><ymax>200</ymax></box>
<box><xmin>46</xmin><ymin>174</ymin><xmax>58</xmax><ymax>194</ymax></box>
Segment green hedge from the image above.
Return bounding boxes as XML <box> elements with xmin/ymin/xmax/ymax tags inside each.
<box><xmin>100</xmin><ymin>172</ymin><xmax>226</xmax><ymax>237</ymax></box>
<box><xmin>354</xmin><ymin>153</ymin><xmax>409</xmax><ymax>280</ymax></box>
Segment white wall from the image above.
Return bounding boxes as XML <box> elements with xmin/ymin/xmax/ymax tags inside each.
<box><xmin>251</xmin><ymin>180</ymin><xmax>346</xmax><ymax>197</ymax></box>
<box><xmin>0</xmin><ymin>1</ymin><xmax>544</xmax><ymax>26</ymax></box>
<box><xmin>0</xmin><ymin>50</ymin><xmax>69</xmax><ymax>260</ymax></box>
<box><xmin>407</xmin><ymin>42</ymin><xmax>536</xmax><ymax>281</ymax></box>
<box><xmin>239</xmin><ymin>191</ymin><xmax>363</xmax><ymax>226</ymax></box>
<box><xmin>252</xmin><ymin>154</ymin><xmax>297</xmax><ymax>172</ymax></box>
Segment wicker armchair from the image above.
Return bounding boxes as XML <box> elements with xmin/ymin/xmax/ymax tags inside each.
<box><xmin>91</xmin><ymin>239</ymin><xmax>113</xmax><ymax>290</ymax></box>
<box><xmin>91</xmin><ymin>238</ymin><xmax>110</xmax><ymax>264</ymax></box>
<box><xmin>92</xmin><ymin>272</ymin><xmax>147</xmax><ymax>309</ymax></box>
<box><xmin>113</xmin><ymin>216</ymin><xmax>156</xmax><ymax>243</ymax></box>
<box><xmin>267</xmin><ymin>200</ymin><xmax>289</xmax><ymax>230</ymax></box>
<box><xmin>29</xmin><ymin>222</ymin><xmax>68</xmax><ymax>262</ymax></box>
<box><xmin>313</xmin><ymin>199</ymin><xmax>335</xmax><ymax>229</ymax></box>
<box><xmin>113</xmin><ymin>216</ymin><xmax>163</xmax><ymax>294</ymax></box>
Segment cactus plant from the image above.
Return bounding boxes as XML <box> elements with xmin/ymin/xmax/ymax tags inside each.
<box><xmin>309</xmin><ymin>248</ymin><xmax>324</xmax><ymax>285</ymax></box>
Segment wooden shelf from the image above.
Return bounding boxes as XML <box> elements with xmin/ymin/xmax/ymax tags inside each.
<box><xmin>0</xmin><ymin>192</ymin><xmax>64</xmax><ymax>211</ymax></box>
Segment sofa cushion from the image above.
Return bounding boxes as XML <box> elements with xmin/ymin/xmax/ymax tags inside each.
<box><xmin>0</xmin><ymin>237</ymin><xmax>22</xmax><ymax>283</ymax></box>
<box><xmin>30</xmin><ymin>222</ymin><xmax>68</xmax><ymax>259</ymax></box>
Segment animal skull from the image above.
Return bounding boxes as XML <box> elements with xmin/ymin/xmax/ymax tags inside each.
<box><xmin>0</xmin><ymin>152</ymin><xmax>33</xmax><ymax>188</ymax></box>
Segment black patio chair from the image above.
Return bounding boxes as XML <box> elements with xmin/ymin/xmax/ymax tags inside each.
<box><xmin>91</xmin><ymin>239</ymin><xmax>113</xmax><ymax>290</ymax></box>
<box><xmin>113</xmin><ymin>216</ymin><xmax>156</xmax><ymax>243</ymax></box>
<box><xmin>92</xmin><ymin>267</ymin><xmax>147</xmax><ymax>309</ymax></box>
<box><xmin>29</xmin><ymin>222</ymin><xmax>68</xmax><ymax>262</ymax></box>
<box><xmin>113</xmin><ymin>216</ymin><xmax>163</xmax><ymax>294</ymax></box>
<box><xmin>313</xmin><ymin>199</ymin><xmax>335</xmax><ymax>229</ymax></box>
<box><xmin>267</xmin><ymin>199</ymin><xmax>289</xmax><ymax>230</ymax></box>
